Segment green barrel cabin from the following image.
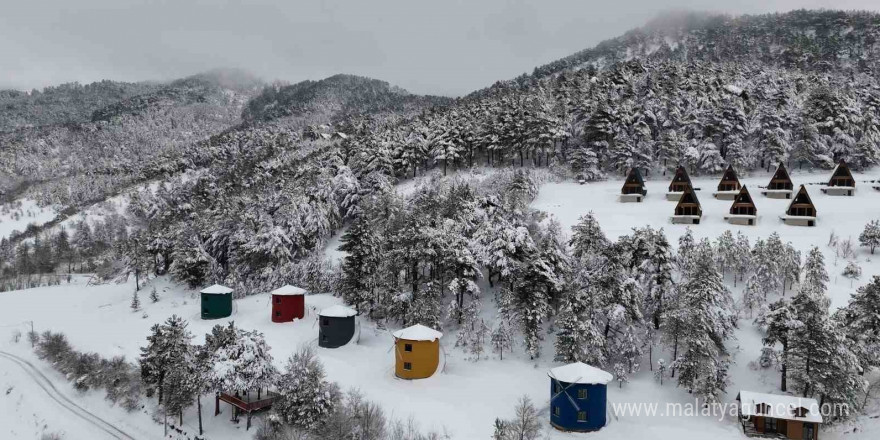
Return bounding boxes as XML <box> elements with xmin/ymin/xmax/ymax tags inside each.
<box><xmin>201</xmin><ymin>284</ymin><xmax>233</xmax><ymax>319</ymax></box>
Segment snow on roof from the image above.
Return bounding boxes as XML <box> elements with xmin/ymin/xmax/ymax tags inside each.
<box><xmin>392</xmin><ymin>324</ymin><xmax>443</xmax><ymax>341</ymax></box>
<box><xmin>738</xmin><ymin>391</ymin><xmax>823</xmax><ymax>424</ymax></box>
<box><xmin>319</xmin><ymin>305</ymin><xmax>357</xmax><ymax>318</ymax></box>
<box><xmin>548</xmin><ymin>362</ymin><xmax>613</xmax><ymax>385</ymax></box>
<box><xmin>200</xmin><ymin>284</ymin><xmax>233</xmax><ymax>294</ymax></box>
<box><xmin>271</xmin><ymin>285</ymin><xmax>306</xmax><ymax>296</ymax></box>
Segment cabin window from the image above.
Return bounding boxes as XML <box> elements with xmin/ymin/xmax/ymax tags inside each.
<box><xmin>554</xmin><ymin>383</ymin><xmax>562</xmax><ymax>394</ymax></box>
<box><xmin>765</xmin><ymin>417</ymin><xmax>777</xmax><ymax>433</ymax></box>
<box><xmin>403</xmin><ymin>362</ymin><xmax>412</xmax><ymax>371</ymax></box>
<box><xmin>553</xmin><ymin>406</ymin><xmax>560</xmax><ymax>417</ymax></box>
<box><xmin>577</xmin><ymin>411</ymin><xmax>587</xmax><ymax>422</ymax></box>
<box><xmin>578</xmin><ymin>389</ymin><xmax>588</xmax><ymax>399</ymax></box>
<box><xmin>803</xmin><ymin>423</ymin><xmax>815</xmax><ymax>440</ymax></box>
<box><xmin>404</xmin><ymin>343</ymin><xmax>413</xmax><ymax>352</ymax></box>
<box><xmin>756</xmin><ymin>403</ymin><xmax>768</xmax><ymax>415</ymax></box>
<box><xmin>322</xmin><ymin>318</ymin><xmax>329</xmax><ymax>326</ymax></box>
<box><xmin>275</xmin><ymin>311</ymin><xmax>281</xmax><ymax>317</ymax></box>
<box><xmin>275</xmin><ymin>297</ymin><xmax>281</xmax><ymax>304</ymax></box>
<box><xmin>322</xmin><ymin>335</ymin><xmax>327</xmax><ymax>342</ymax></box>
<box><xmin>793</xmin><ymin>407</ymin><xmax>808</xmax><ymax>418</ymax></box>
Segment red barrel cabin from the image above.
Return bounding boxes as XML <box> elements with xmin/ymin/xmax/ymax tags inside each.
<box><xmin>271</xmin><ymin>285</ymin><xmax>306</xmax><ymax>322</ymax></box>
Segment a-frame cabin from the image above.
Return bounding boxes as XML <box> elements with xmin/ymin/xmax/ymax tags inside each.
<box><xmin>781</xmin><ymin>185</ymin><xmax>817</xmax><ymax>227</ymax></box>
<box><xmin>620</xmin><ymin>168</ymin><xmax>647</xmax><ymax>202</ymax></box>
<box><xmin>821</xmin><ymin>160</ymin><xmax>855</xmax><ymax>196</ymax></box>
<box><xmin>714</xmin><ymin>165</ymin><xmax>742</xmax><ymax>200</ymax></box>
<box><xmin>671</xmin><ymin>185</ymin><xmax>702</xmax><ymax>224</ymax></box>
<box><xmin>667</xmin><ymin>166</ymin><xmax>693</xmax><ymax>201</ymax></box>
<box><xmin>725</xmin><ymin>186</ymin><xmax>757</xmax><ymax>226</ymax></box>
<box><xmin>762</xmin><ymin>163</ymin><xmax>794</xmax><ymax>199</ymax></box>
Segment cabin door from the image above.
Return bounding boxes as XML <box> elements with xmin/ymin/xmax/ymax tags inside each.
<box><xmin>803</xmin><ymin>423</ymin><xmax>815</xmax><ymax>440</ymax></box>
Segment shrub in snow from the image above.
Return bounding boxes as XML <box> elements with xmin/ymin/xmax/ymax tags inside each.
<box><xmin>842</xmin><ymin>261</ymin><xmax>862</xmax><ymax>286</ymax></box>
<box><xmin>493</xmin><ymin>396</ymin><xmax>542</xmax><ymax>440</ymax></box>
<box><xmin>149</xmin><ymin>286</ymin><xmax>160</xmax><ymax>303</ymax></box>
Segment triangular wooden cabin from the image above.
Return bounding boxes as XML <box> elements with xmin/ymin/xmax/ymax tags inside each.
<box><xmin>781</xmin><ymin>185</ymin><xmax>817</xmax><ymax>227</ymax></box>
<box><xmin>725</xmin><ymin>186</ymin><xmax>757</xmax><ymax>225</ymax></box>
<box><xmin>666</xmin><ymin>166</ymin><xmax>693</xmax><ymax>201</ymax></box>
<box><xmin>714</xmin><ymin>165</ymin><xmax>742</xmax><ymax>200</ymax></box>
<box><xmin>762</xmin><ymin>163</ymin><xmax>794</xmax><ymax>199</ymax></box>
<box><xmin>671</xmin><ymin>185</ymin><xmax>702</xmax><ymax>224</ymax></box>
<box><xmin>821</xmin><ymin>160</ymin><xmax>855</xmax><ymax>196</ymax></box>
<box><xmin>620</xmin><ymin>168</ymin><xmax>647</xmax><ymax>202</ymax></box>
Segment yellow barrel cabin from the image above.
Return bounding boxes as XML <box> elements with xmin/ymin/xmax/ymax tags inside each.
<box><xmin>392</xmin><ymin>324</ymin><xmax>443</xmax><ymax>380</ymax></box>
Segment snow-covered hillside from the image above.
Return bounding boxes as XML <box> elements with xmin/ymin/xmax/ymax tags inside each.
<box><xmin>1</xmin><ymin>170</ymin><xmax>878</xmax><ymax>440</ymax></box>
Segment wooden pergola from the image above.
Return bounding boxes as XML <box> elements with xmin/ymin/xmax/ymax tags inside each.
<box><xmin>215</xmin><ymin>389</ymin><xmax>280</xmax><ymax>430</ymax></box>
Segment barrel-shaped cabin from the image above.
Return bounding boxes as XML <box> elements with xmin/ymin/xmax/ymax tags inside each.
<box><xmin>671</xmin><ymin>185</ymin><xmax>702</xmax><ymax>224</ymax></box>
<box><xmin>821</xmin><ymin>160</ymin><xmax>855</xmax><ymax>196</ymax></box>
<box><xmin>392</xmin><ymin>324</ymin><xmax>442</xmax><ymax>380</ymax></box>
<box><xmin>620</xmin><ymin>168</ymin><xmax>647</xmax><ymax>203</ymax></box>
<box><xmin>318</xmin><ymin>305</ymin><xmax>357</xmax><ymax>348</ymax></box>
<box><xmin>201</xmin><ymin>284</ymin><xmax>233</xmax><ymax>320</ymax></box>
<box><xmin>714</xmin><ymin>165</ymin><xmax>742</xmax><ymax>200</ymax></box>
<box><xmin>666</xmin><ymin>166</ymin><xmax>693</xmax><ymax>201</ymax></box>
<box><xmin>270</xmin><ymin>285</ymin><xmax>306</xmax><ymax>323</ymax></box>
<box><xmin>781</xmin><ymin>185</ymin><xmax>817</xmax><ymax>227</ymax></box>
<box><xmin>725</xmin><ymin>185</ymin><xmax>757</xmax><ymax>225</ymax></box>
<box><xmin>548</xmin><ymin>362</ymin><xmax>612</xmax><ymax>432</ymax></box>
<box><xmin>762</xmin><ymin>163</ymin><xmax>794</xmax><ymax>199</ymax></box>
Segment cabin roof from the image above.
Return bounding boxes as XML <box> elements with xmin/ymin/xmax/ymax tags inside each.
<box><xmin>548</xmin><ymin>362</ymin><xmax>613</xmax><ymax>385</ymax></box>
<box><xmin>770</xmin><ymin>163</ymin><xmax>792</xmax><ymax>183</ymax></box>
<box><xmin>319</xmin><ymin>305</ymin><xmax>357</xmax><ymax>318</ymax></box>
<box><xmin>393</xmin><ymin>324</ymin><xmax>443</xmax><ymax>341</ymax></box>
<box><xmin>271</xmin><ymin>285</ymin><xmax>306</xmax><ymax>296</ymax></box>
<box><xmin>720</xmin><ymin>164</ymin><xmax>739</xmax><ymax>183</ymax></box>
<box><xmin>788</xmin><ymin>185</ymin><xmax>816</xmax><ymax>210</ymax></box>
<box><xmin>737</xmin><ymin>391</ymin><xmax>823</xmax><ymax>423</ymax></box>
<box><xmin>676</xmin><ymin>185</ymin><xmax>701</xmax><ymax>207</ymax></box>
<box><xmin>201</xmin><ymin>284</ymin><xmax>233</xmax><ymax>295</ymax></box>
<box><xmin>624</xmin><ymin>167</ymin><xmax>645</xmax><ymax>186</ymax></box>
<box><xmin>829</xmin><ymin>159</ymin><xmax>855</xmax><ymax>183</ymax></box>
<box><xmin>732</xmin><ymin>185</ymin><xmax>756</xmax><ymax>207</ymax></box>
<box><xmin>670</xmin><ymin>166</ymin><xmax>692</xmax><ymax>186</ymax></box>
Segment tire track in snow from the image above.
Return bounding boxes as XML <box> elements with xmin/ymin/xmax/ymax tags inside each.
<box><xmin>0</xmin><ymin>351</ymin><xmax>138</xmax><ymax>440</ymax></box>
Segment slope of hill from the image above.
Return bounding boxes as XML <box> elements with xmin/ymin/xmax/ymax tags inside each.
<box><xmin>241</xmin><ymin>73</ymin><xmax>452</xmax><ymax>124</ymax></box>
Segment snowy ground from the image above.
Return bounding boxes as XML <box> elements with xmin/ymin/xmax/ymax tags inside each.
<box><xmin>1</xmin><ymin>169</ymin><xmax>878</xmax><ymax>440</ymax></box>
<box><xmin>0</xmin><ymin>199</ymin><xmax>58</xmax><ymax>240</ymax></box>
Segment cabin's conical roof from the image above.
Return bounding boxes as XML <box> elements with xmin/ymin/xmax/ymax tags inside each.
<box><xmin>625</xmin><ymin>168</ymin><xmax>645</xmax><ymax>186</ymax></box>
<box><xmin>828</xmin><ymin>159</ymin><xmax>855</xmax><ymax>185</ymax></box>
<box><xmin>721</xmin><ymin>164</ymin><xmax>739</xmax><ymax>182</ymax></box>
<box><xmin>671</xmin><ymin>165</ymin><xmax>692</xmax><ymax>184</ymax></box>
<box><xmin>733</xmin><ymin>185</ymin><xmax>755</xmax><ymax>205</ymax></box>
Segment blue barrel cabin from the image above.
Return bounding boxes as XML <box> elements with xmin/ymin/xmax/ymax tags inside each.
<box><xmin>548</xmin><ymin>362</ymin><xmax>613</xmax><ymax>432</ymax></box>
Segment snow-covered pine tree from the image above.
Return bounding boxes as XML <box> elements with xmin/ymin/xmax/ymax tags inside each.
<box><xmin>859</xmin><ymin>220</ymin><xmax>880</xmax><ymax>254</ymax></box>
<box><xmin>490</xmin><ymin>317</ymin><xmax>515</xmax><ymax>360</ymax></box>
<box><xmin>149</xmin><ymin>286</ymin><xmax>159</xmax><ymax>303</ymax></box>
<box><xmin>338</xmin><ymin>215</ymin><xmax>381</xmax><ymax>314</ymax></box>
<box><xmin>139</xmin><ymin>315</ymin><xmax>193</xmax><ymax>404</ymax></box>
<box><xmin>835</xmin><ymin>276</ymin><xmax>880</xmax><ymax>370</ymax></box>
<box><xmin>569</xmin><ymin>212</ymin><xmax>609</xmax><ymax>259</ymax></box>
<box><xmin>130</xmin><ymin>290</ymin><xmax>141</xmax><ymax>311</ymax></box>
<box><xmin>210</xmin><ymin>327</ymin><xmax>277</xmax><ymax>397</ymax></box>
<box><xmin>672</xmin><ymin>239</ymin><xmax>734</xmax><ymax>402</ymax></box>
<box><xmin>676</xmin><ymin>228</ymin><xmax>696</xmax><ymax>275</ymax></box>
<box><xmin>714</xmin><ymin>230</ymin><xmax>735</xmax><ymax>277</ymax></box>
<box><xmin>273</xmin><ymin>346</ymin><xmax>340</xmax><ymax>430</ymax></box>
<box><xmin>755</xmin><ymin>299</ymin><xmax>798</xmax><ymax>391</ymax></box>
<box><xmin>731</xmin><ymin>232</ymin><xmax>751</xmax><ymax>287</ymax></box>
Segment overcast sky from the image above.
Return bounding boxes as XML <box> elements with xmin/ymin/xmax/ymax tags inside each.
<box><xmin>2</xmin><ymin>0</ymin><xmax>879</xmax><ymax>96</ymax></box>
